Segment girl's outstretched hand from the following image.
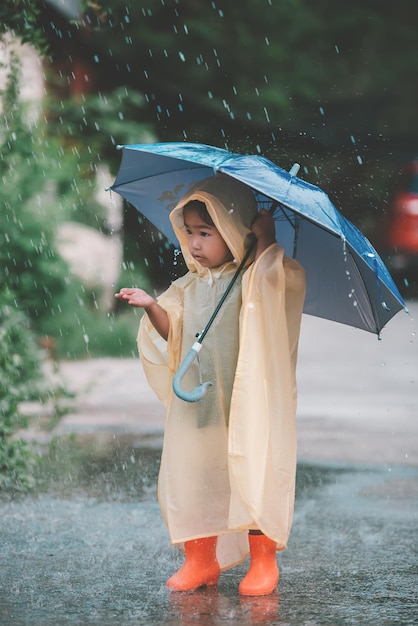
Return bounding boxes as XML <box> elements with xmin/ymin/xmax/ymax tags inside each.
<box><xmin>115</xmin><ymin>288</ymin><xmax>169</xmax><ymax>340</ymax></box>
<box><xmin>115</xmin><ymin>287</ymin><xmax>155</xmax><ymax>309</ymax></box>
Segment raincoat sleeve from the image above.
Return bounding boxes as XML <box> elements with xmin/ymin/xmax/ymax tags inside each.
<box><xmin>228</xmin><ymin>243</ymin><xmax>306</xmax><ymax>546</ymax></box>
<box><xmin>137</xmin><ymin>278</ymin><xmax>187</xmax><ymax>407</ymax></box>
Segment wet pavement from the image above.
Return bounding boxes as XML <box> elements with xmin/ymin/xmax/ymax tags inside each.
<box><xmin>1</xmin><ymin>302</ymin><xmax>417</xmax><ymax>625</ymax></box>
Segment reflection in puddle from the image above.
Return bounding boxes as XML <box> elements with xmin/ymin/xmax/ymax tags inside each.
<box><xmin>167</xmin><ymin>587</ymin><xmax>280</xmax><ymax>626</ymax></box>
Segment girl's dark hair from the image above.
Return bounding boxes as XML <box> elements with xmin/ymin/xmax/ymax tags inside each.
<box><xmin>183</xmin><ymin>200</ymin><xmax>214</xmax><ymax>226</ymax></box>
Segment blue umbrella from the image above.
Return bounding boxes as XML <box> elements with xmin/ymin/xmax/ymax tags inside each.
<box><xmin>109</xmin><ymin>141</ymin><xmax>405</xmax><ymax>338</ymax></box>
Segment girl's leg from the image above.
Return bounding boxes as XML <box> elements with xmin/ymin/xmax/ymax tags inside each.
<box><xmin>166</xmin><ymin>536</ymin><xmax>220</xmax><ymax>592</ymax></box>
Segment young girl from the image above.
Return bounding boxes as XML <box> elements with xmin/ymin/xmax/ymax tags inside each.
<box><xmin>116</xmin><ymin>174</ymin><xmax>306</xmax><ymax>595</ymax></box>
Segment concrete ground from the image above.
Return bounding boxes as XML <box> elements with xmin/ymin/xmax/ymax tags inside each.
<box><xmin>2</xmin><ymin>301</ymin><xmax>417</xmax><ymax>625</ymax></box>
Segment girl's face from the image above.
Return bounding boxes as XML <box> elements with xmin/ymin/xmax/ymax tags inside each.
<box><xmin>183</xmin><ymin>206</ymin><xmax>233</xmax><ymax>269</ymax></box>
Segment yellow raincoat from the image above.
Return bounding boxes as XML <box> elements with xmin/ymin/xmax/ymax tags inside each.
<box><xmin>137</xmin><ymin>174</ymin><xmax>306</xmax><ymax>570</ymax></box>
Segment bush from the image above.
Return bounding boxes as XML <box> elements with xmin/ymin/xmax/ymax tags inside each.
<box><xmin>0</xmin><ymin>14</ymin><xmax>155</xmax><ymax>491</ymax></box>
<box><xmin>0</xmin><ymin>288</ymin><xmax>43</xmax><ymax>491</ymax></box>
<box><xmin>0</xmin><ymin>1</ymin><xmax>46</xmax><ymax>53</ymax></box>
<box><xmin>1</xmin><ymin>51</ymin><xmax>158</xmax><ymax>359</ymax></box>
<box><xmin>0</xmin><ymin>53</ymin><xmax>72</xmax><ymax>490</ymax></box>
<box><xmin>0</xmin><ymin>52</ymin><xmax>74</xmax><ymax>330</ymax></box>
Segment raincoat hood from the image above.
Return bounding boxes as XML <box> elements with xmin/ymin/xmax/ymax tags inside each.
<box><xmin>170</xmin><ymin>174</ymin><xmax>258</xmax><ymax>274</ymax></box>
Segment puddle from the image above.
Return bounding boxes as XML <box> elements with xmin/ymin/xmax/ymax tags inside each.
<box><xmin>1</xmin><ymin>437</ymin><xmax>417</xmax><ymax>625</ymax></box>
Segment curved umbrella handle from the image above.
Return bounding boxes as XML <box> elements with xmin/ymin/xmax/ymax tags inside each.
<box><xmin>172</xmin><ymin>342</ymin><xmax>213</xmax><ymax>402</ymax></box>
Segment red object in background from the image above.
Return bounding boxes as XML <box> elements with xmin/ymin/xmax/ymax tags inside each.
<box><xmin>384</xmin><ymin>161</ymin><xmax>418</xmax><ymax>254</ymax></box>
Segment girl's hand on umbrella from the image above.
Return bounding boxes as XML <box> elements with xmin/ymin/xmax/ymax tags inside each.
<box><xmin>251</xmin><ymin>209</ymin><xmax>276</xmax><ymax>258</ymax></box>
<box><xmin>115</xmin><ymin>287</ymin><xmax>155</xmax><ymax>309</ymax></box>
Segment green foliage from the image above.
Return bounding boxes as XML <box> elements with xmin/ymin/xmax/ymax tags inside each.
<box><xmin>0</xmin><ymin>54</ymin><xmax>71</xmax><ymax>328</ymax></box>
<box><xmin>40</xmin><ymin>0</ymin><xmax>414</xmax><ymax>231</ymax></box>
<box><xmin>0</xmin><ymin>55</ymin><xmax>61</xmax><ymax>491</ymax></box>
<box><xmin>45</xmin><ymin>86</ymin><xmax>156</xmax><ymax>174</ymax></box>
<box><xmin>0</xmin><ymin>0</ymin><xmax>105</xmax><ymax>53</ymax></box>
<box><xmin>91</xmin><ymin>0</ymin><xmax>418</xmax><ymax>138</ymax></box>
<box><xmin>0</xmin><ymin>0</ymin><xmax>47</xmax><ymax>53</ymax></box>
<box><xmin>0</xmin><ymin>50</ymin><xmax>146</xmax><ymax>491</ymax></box>
<box><xmin>0</xmin><ymin>52</ymin><xmax>154</xmax><ymax>360</ymax></box>
<box><xmin>0</xmin><ymin>288</ymin><xmax>42</xmax><ymax>491</ymax></box>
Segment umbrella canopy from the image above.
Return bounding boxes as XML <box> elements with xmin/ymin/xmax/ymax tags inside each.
<box><xmin>109</xmin><ymin>142</ymin><xmax>405</xmax><ymax>335</ymax></box>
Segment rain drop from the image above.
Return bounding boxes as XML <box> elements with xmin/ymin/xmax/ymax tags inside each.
<box><xmin>173</xmin><ymin>249</ymin><xmax>182</xmax><ymax>266</ymax></box>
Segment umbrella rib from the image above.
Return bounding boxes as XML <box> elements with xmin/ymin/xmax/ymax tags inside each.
<box><xmin>272</xmin><ymin>204</ymin><xmax>301</xmax><ymax>258</ymax></box>
<box><xmin>274</xmin><ymin>204</ymin><xmax>296</xmax><ymax>230</ymax></box>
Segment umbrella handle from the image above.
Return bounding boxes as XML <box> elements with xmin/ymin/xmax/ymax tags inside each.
<box><xmin>172</xmin><ymin>342</ymin><xmax>213</xmax><ymax>403</ymax></box>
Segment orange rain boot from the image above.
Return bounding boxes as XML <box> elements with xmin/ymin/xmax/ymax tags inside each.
<box><xmin>238</xmin><ymin>533</ymin><xmax>279</xmax><ymax>596</ymax></box>
<box><xmin>166</xmin><ymin>536</ymin><xmax>220</xmax><ymax>592</ymax></box>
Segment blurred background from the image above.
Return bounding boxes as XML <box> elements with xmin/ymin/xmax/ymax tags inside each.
<box><xmin>1</xmin><ymin>0</ymin><xmax>417</xmax><ymax>488</ymax></box>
